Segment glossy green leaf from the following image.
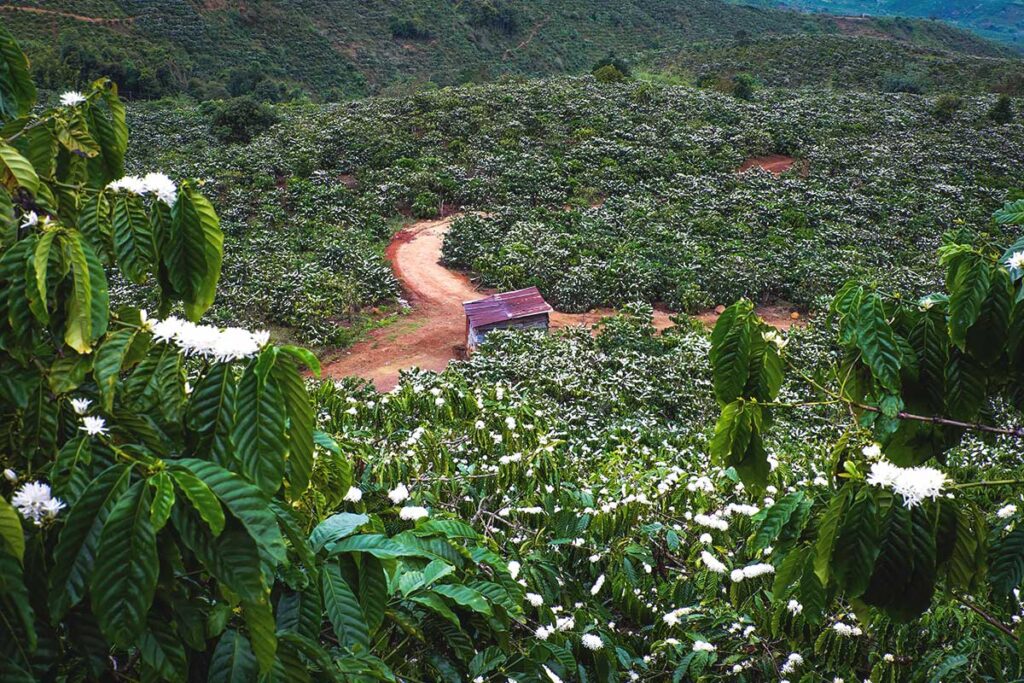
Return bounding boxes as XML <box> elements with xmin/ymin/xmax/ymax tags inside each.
<box><xmin>322</xmin><ymin>561</ymin><xmax>370</xmax><ymax>650</ymax></box>
<box><xmin>91</xmin><ymin>480</ymin><xmax>159</xmax><ymax>647</ymax></box>
<box><xmin>48</xmin><ymin>464</ymin><xmax>132</xmax><ymax>619</ymax></box>
<box><xmin>168</xmin><ymin>469</ymin><xmax>225</xmax><ymax>536</ymax></box>
<box><xmin>207</xmin><ymin>630</ymin><xmax>258</xmax><ymax>683</ymax></box>
<box><xmin>0</xmin><ymin>499</ymin><xmax>24</xmax><ymax>562</ymax></box>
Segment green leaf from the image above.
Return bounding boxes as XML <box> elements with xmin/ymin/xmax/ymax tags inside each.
<box><xmin>112</xmin><ymin>194</ymin><xmax>153</xmax><ymax>283</ymax></box>
<box><xmin>709</xmin><ymin>299</ymin><xmax>754</xmax><ymax>406</ymax></box>
<box><xmin>710</xmin><ymin>399</ymin><xmax>768</xmax><ymax>490</ymax></box>
<box><xmin>136</xmin><ymin>617</ymin><xmax>187</xmax><ymax>683</ymax></box>
<box><xmin>855</xmin><ymin>293</ymin><xmax>902</xmax><ymax>392</ymax></box>
<box><xmin>945</xmin><ymin>250</ymin><xmax>991</xmax><ymax>351</ymax></box>
<box><xmin>432</xmin><ymin>584</ymin><xmax>493</xmax><ymax>616</ymax></box>
<box><xmin>322</xmin><ymin>561</ymin><xmax>370</xmax><ymax>650</ymax></box>
<box><xmin>171</xmin><ymin>504</ymin><xmax>264</xmax><ymax>603</ymax></box>
<box><xmin>833</xmin><ymin>488</ymin><xmax>879</xmax><ymax>597</ymax></box>
<box><xmin>814</xmin><ymin>484</ymin><xmax>853</xmax><ymax>586</ymax></box>
<box><xmin>273</xmin><ymin>354</ymin><xmax>314</xmax><ymax>498</ymax></box>
<box><xmin>241</xmin><ymin>598</ymin><xmax>277</xmax><ymax>674</ymax></box>
<box><xmin>186</xmin><ymin>361</ymin><xmax>235</xmax><ymax>467</ymax></box>
<box><xmin>0</xmin><ymin>499</ymin><xmax>24</xmax><ymax>562</ymax></box>
<box><xmin>91</xmin><ymin>480</ymin><xmax>159</xmax><ymax>647</ymax></box>
<box><xmin>168</xmin><ymin>469</ymin><xmax>225</xmax><ymax>536</ymax></box>
<box><xmin>63</xmin><ymin>232</ymin><xmax>109</xmax><ymax>353</ymax></box>
<box><xmin>991</xmin><ymin>527</ymin><xmax>1024</xmax><ymax>596</ymax></box>
<box><xmin>147</xmin><ymin>472</ymin><xmax>175</xmax><ymax>532</ymax></box>
<box><xmin>944</xmin><ymin>347</ymin><xmax>986</xmax><ymax>421</ymax></box>
<box><xmin>929</xmin><ymin>655</ymin><xmax>969</xmax><ymax>683</ymax></box>
<box><xmin>165</xmin><ymin>182</ymin><xmax>223</xmax><ymax>320</ymax></box>
<box><xmin>752</xmin><ymin>492</ymin><xmax>804</xmax><ymax>553</ymax></box>
<box><xmin>409</xmin><ymin>593</ymin><xmax>461</xmax><ymax>628</ymax></box>
<box><xmin>48</xmin><ymin>464</ymin><xmax>133</xmax><ymax>619</ymax></box>
<box><xmin>310</xmin><ymin>513</ymin><xmax>369</xmax><ymax>553</ymax></box>
<box><xmin>93</xmin><ymin>328</ymin><xmax>138</xmax><ymax>410</ymax></box>
<box><xmin>994</xmin><ymin>198</ymin><xmax>1024</xmax><ymax>225</ymax></box>
<box><xmin>0</xmin><ymin>25</ymin><xmax>36</xmax><ymax>118</ymax></box>
<box><xmin>359</xmin><ymin>554</ymin><xmax>387</xmax><ymax>636</ymax></box>
<box><xmin>173</xmin><ymin>458</ymin><xmax>285</xmax><ymax>564</ymax></box>
<box><xmin>233</xmin><ymin>354</ymin><xmax>287</xmax><ymax>495</ymax></box>
<box><xmin>0</xmin><ymin>144</ymin><xmax>38</xmax><ymax>194</ymax></box>
<box><xmin>30</xmin><ymin>230</ymin><xmax>57</xmax><ymax>322</ymax></box>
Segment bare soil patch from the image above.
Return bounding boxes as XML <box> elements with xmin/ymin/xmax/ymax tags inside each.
<box><xmin>320</xmin><ymin>215</ymin><xmax>673</xmax><ymax>390</ymax></box>
<box><xmin>738</xmin><ymin>154</ymin><xmax>798</xmax><ymax>175</ymax></box>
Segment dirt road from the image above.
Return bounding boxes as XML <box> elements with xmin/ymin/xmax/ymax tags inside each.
<box><xmin>320</xmin><ymin>215</ymin><xmax>673</xmax><ymax>390</ymax></box>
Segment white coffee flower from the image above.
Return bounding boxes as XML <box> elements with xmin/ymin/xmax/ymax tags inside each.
<box><xmin>693</xmin><ymin>640</ymin><xmax>716</xmax><ymax>652</ymax></box>
<box><xmin>581</xmin><ymin>633</ymin><xmax>603</xmax><ymax>650</ymax></box>
<box><xmin>79</xmin><ymin>415</ymin><xmax>108</xmax><ymax>436</ymax></box>
<box><xmin>399</xmin><ymin>506</ymin><xmax>429</xmax><ymax>521</ymax></box>
<box><xmin>507</xmin><ymin>560</ymin><xmax>521</xmax><ymax>579</ymax></box>
<box><xmin>1007</xmin><ymin>251</ymin><xmax>1024</xmax><ymax>271</ymax></box>
<box><xmin>866</xmin><ymin>460</ymin><xmax>948</xmax><ymax>507</ymax></box>
<box><xmin>70</xmin><ymin>398</ymin><xmax>92</xmax><ymax>415</ymax></box>
<box><xmin>525</xmin><ymin>592</ymin><xmax>544</xmax><ymax>607</ymax></box>
<box><xmin>12</xmin><ymin>481</ymin><xmax>66</xmax><ymax>526</ymax></box>
<box><xmin>343</xmin><ymin>486</ymin><xmax>363</xmax><ymax>503</ymax></box>
<box><xmin>60</xmin><ymin>91</ymin><xmax>87</xmax><ymax>107</ymax></box>
<box><xmin>997</xmin><ymin>504</ymin><xmax>1017</xmax><ymax>519</ymax></box>
<box><xmin>388</xmin><ymin>483</ymin><xmax>410</xmax><ymax>504</ymax></box>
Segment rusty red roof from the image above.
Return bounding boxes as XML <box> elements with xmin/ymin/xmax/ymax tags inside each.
<box><xmin>463</xmin><ymin>286</ymin><xmax>553</xmax><ymax>328</ymax></box>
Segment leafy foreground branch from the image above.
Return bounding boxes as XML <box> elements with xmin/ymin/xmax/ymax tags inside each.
<box><xmin>709</xmin><ymin>202</ymin><xmax>1024</xmax><ymax>625</ymax></box>
<box><xmin>1</xmin><ymin>22</ymin><xmax>1024</xmax><ymax>683</ymax></box>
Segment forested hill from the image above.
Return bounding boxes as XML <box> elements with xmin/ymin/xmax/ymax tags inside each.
<box><xmin>0</xmin><ymin>0</ymin><xmax>1013</xmax><ymax>101</ymax></box>
<box><xmin>647</xmin><ymin>34</ymin><xmax>1024</xmax><ymax>94</ymax></box>
<box><xmin>730</xmin><ymin>0</ymin><xmax>1024</xmax><ymax>50</ymax></box>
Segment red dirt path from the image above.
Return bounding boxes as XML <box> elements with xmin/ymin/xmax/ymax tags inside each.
<box><xmin>320</xmin><ymin>216</ymin><xmax>674</xmax><ymax>391</ymax></box>
<box><xmin>319</xmin><ymin>215</ymin><xmax>803</xmax><ymax>391</ymax></box>
<box><xmin>0</xmin><ymin>6</ymin><xmax>131</xmax><ymax>24</ymax></box>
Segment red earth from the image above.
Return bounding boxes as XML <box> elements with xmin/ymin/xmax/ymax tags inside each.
<box><xmin>738</xmin><ymin>154</ymin><xmax>798</xmax><ymax>175</ymax></box>
<box><xmin>320</xmin><ymin>215</ymin><xmax>803</xmax><ymax>391</ymax></box>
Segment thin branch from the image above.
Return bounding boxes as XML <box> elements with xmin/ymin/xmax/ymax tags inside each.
<box><xmin>953</xmin><ymin>593</ymin><xmax>1017</xmax><ymax>639</ymax></box>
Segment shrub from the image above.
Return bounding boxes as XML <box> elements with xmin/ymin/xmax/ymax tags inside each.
<box><xmin>989</xmin><ymin>94</ymin><xmax>1015</xmax><ymax>124</ymax></box>
<box><xmin>932</xmin><ymin>93</ymin><xmax>963</xmax><ymax>122</ymax></box>
<box><xmin>593</xmin><ymin>64</ymin><xmax>626</xmax><ymax>84</ymax></box>
<box><xmin>208</xmin><ymin>96</ymin><xmax>280</xmax><ymax>144</ymax></box>
<box><xmin>732</xmin><ymin>72</ymin><xmax>756</xmax><ymax>100</ymax></box>
<box><xmin>592</xmin><ymin>52</ymin><xmax>632</xmax><ymax>78</ymax></box>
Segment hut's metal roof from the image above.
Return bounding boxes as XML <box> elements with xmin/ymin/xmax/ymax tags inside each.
<box><xmin>463</xmin><ymin>286</ymin><xmax>552</xmax><ymax>328</ymax></box>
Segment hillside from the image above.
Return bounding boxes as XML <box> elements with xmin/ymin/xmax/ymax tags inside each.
<box><xmin>115</xmin><ymin>78</ymin><xmax>1024</xmax><ymax>347</ymax></box>
<box><xmin>646</xmin><ymin>34</ymin><xmax>1024</xmax><ymax>94</ymax></box>
<box><xmin>0</xmin><ymin>0</ymin><xmax>1013</xmax><ymax>100</ymax></box>
<box><xmin>731</xmin><ymin>0</ymin><xmax>1024</xmax><ymax>50</ymax></box>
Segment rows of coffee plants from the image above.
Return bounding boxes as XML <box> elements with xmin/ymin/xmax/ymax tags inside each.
<box><xmin>124</xmin><ymin>76</ymin><xmax>1024</xmax><ymax>342</ymax></box>
<box><xmin>3</xmin><ymin>25</ymin><xmax>1024</xmax><ymax>681</ymax></box>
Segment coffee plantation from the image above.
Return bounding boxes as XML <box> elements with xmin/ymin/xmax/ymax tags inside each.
<box><xmin>2</xmin><ymin>19</ymin><xmax>1024</xmax><ymax>683</ymax></box>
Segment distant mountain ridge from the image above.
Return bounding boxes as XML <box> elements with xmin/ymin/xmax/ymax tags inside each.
<box><xmin>0</xmin><ymin>0</ymin><xmax>1013</xmax><ymax>101</ymax></box>
<box><xmin>729</xmin><ymin>0</ymin><xmax>1024</xmax><ymax>50</ymax></box>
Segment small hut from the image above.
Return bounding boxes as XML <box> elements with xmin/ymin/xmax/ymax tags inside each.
<box><xmin>463</xmin><ymin>286</ymin><xmax>553</xmax><ymax>351</ymax></box>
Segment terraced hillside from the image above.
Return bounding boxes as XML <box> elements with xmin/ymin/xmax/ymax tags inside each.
<box><xmin>0</xmin><ymin>0</ymin><xmax>1013</xmax><ymax>100</ymax></box>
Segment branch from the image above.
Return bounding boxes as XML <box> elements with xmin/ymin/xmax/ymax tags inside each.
<box><xmin>784</xmin><ymin>360</ymin><xmax>1024</xmax><ymax>439</ymax></box>
<box><xmin>854</xmin><ymin>403</ymin><xmax>1024</xmax><ymax>439</ymax></box>
<box><xmin>953</xmin><ymin>593</ymin><xmax>1017</xmax><ymax>639</ymax></box>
